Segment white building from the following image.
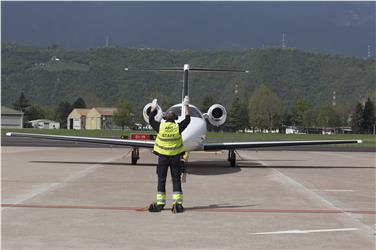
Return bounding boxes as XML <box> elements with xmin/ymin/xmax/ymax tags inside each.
<box><xmin>29</xmin><ymin>119</ymin><xmax>60</xmax><ymax>129</ymax></box>
<box><xmin>67</xmin><ymin>108</ymin><xmax>90</xmax><ymax>130</ymax></box>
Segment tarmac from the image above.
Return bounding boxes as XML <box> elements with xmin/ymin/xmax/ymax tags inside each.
<box><xmin>1</xmin><ymin>145</ymin><xmax>375</xmax><ymax>249</ymax></box>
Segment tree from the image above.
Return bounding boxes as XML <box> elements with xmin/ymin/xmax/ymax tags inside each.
<box><xmin>13</xmin><ymin>92</ymin><xmax>30</xmax><ymax>112</ymax></box>
<box><xmin>113</xmin><ymin>101</ymin><xmax>134</xmax><ymax>130</ymax></box>
<box><xmin>302</xmin><ymin>109</ymin><xmax>317</xmax><ymax>128</ymax></box>
<box><xmin>351</xmin><ymin>103</ymin><xmax>364</xmax><ymax>133</ymax></box>
<box><xmin>226</xmin><ymin>96</ymin><xmax>243</xmax><ymax>131</ymax></box>
<box><xmin>291</xmin><ymin>98</ymin><xmax>310</xmax><ymax>126</ymax></box>
<box><xmin>248</xmin><ymin>85</ymin><xmax>283</xmax><ymax>130</ymax></box>
<box><xmin>201</xmin><ymin>95</ymin><xmax>214</xmax><ymax>112</ymax></box>
<box><xmin>26</xmin><ymin>104</ymin><xmax>47</xmax><ymax>121</ymax></box>
<box><xmin>55</xmin><ymin>101</ymin><xmax>73</xmax><ymax>129</ymax></box>
<box><xmin>72</xmin><ymin>97</ymin><xmax>87</xmax><ymax>109</ymax></box>
<box><xmin>362</xmin><ymin>98</ymin><xmax>375</xmax><ymax>133</ymax></box>
<box><xmin>201</xmin><ymin>95</ymin><xmax>215</xmax><ymax>131</ymax></box>
<box><xmin>316</xmin><ymin>106</ymin><xmax>342</xmax><ymax>128</ymax></box>
<box><xmin>240</xmin><ymin>99</ymin><xmax>250</xmax><ymax>129</ymax></box>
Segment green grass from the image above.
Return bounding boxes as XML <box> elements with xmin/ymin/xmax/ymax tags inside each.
<box><xmin>2</xmin><ymin>128</ymin><xmax>375</xmax><ymax>148</ymax></box>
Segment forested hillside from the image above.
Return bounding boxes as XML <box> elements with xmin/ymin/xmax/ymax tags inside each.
<box><xmin>2</xmin><ymin>43</ymin><xmax>375</xmax><ymax>113</ymax></box>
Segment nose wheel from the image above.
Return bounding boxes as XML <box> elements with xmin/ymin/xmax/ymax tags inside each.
<box><xmin>181</xmin><ymin>153</ymin><xmax>188</xmax><ymax>183</ymax></box>
<box><xmin>228</xmin><ymin>149</ymin><xmax>236</xmax><ymax>167</ymax></box>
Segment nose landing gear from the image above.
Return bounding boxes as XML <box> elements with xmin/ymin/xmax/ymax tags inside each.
<box><xmin>181</xmin><ymin>152</ymin><xmax>189</xmax><ymax>183</ymax></box>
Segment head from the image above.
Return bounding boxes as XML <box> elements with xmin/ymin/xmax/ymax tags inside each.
<box><xmin>165</xmin><ymin>111</ymin><xmax>177</xmax><ymax>122</ymax></box>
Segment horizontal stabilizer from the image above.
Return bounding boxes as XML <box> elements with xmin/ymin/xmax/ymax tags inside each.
<box><xmin>124</xmin><ymin>68</ymin><xmax>248</xmax><ymax>73</ymax></box>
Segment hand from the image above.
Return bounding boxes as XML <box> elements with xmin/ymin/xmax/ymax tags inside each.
<box><xmin>151</xmin><ymin>99</ymin><xmax>158</xmax><ymax>111</ymax></box>
<box><xmin>183</xmin><ymin>96</ymin><xmax>189</xmax><ymax>106</ymax></box>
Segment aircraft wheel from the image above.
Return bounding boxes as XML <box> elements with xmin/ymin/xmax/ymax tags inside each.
<box><xmin>131</xmin><ymin>147</ymin><xmax>139</xmax><ymax>165</ymax></box>
<box><xmin>230</xmin><ymin>158</ymin><xmax>236</xmax><ymax>167</ymax></box>
<box><xmin>228</xmin><ymin>149</ymin><xmax>236</xmax><ymax>167</ymax></box>
<box><xmin>131</xmin><ymin>157</ymin><xmax>138</xmax><ymax>165</ymax></box>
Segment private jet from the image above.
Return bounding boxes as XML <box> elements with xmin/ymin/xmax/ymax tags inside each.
<box><xmin>6</xmin><ymin>64</ymin><xmax>361</xmax><ymax>166</ymax></box>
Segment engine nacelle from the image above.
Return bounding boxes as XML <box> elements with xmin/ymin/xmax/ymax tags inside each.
<box><xmin>143</xmin><ymin>103</ymin><xmax>163</xmax><ymax>124</ymax></box>
<box><xmin>205</xmin><ymin>104</ymin><xmax>227</xmax><ymax>126</ymax></box>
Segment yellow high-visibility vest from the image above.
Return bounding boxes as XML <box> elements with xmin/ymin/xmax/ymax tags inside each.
<box><xmin>153</xmin><ymin>122</ymin><xmax>184</xmax><ymax>156</ymax></box>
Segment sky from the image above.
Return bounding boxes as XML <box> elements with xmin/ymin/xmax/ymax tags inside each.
<box><xmin>1</xmin><ymin>1</ymin><xmax>375</xmax><ymax>58</ymax></box>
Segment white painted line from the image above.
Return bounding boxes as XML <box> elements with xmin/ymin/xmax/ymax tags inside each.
<box><xmin>250</xmin><ymin>228</ymin><xmax>359</xmax><ymax>235</ymax></box>
<box><xmin>311</xmin><ymin>189</ymin><xmax>354</xmax><ymax>192</ymax></box>
<box><xmin>270</xmin><ymin>168</ymin><xmax>375</xmax><ymax>235</ymax></box>
<box><xmin>233</xmin><ymin>151</ymin><xmax>375</xmax><ymax>237</ymax></box>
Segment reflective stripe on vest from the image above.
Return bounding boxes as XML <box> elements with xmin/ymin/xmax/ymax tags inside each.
<box><xmin>153</xmin><ymin>122</ymin><xmax>184</xmax><ymax>156</ymax></box>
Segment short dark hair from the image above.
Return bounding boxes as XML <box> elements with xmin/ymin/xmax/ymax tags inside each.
<box><xmin>165</xmin><ymin>111</ymin><xmax>177</xmax><ymax>121</ymax></box>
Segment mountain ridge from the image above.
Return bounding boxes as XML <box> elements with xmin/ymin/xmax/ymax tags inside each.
<box><xmin>2</xmin><ymin>43</ymin><xmax>375</xmax><ymax>113</ymax></box>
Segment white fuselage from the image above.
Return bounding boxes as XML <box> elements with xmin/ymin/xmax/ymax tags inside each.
<box><xmin>180</xmin><ymin>116</ymin><xmax>207</xmax><ymax>151</ymax></box>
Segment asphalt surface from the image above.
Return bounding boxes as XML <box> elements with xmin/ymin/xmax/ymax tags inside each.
<box><xmin>2</xmin><ymin>145</ymin><xmax>375</xmax><ymax>249</ymax></box>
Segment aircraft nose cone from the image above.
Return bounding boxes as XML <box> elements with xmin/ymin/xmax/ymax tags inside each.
<box><xmin>181</xmin><ymin>118</ymin><xmax>206</xmax><ymax>151</ymax></box>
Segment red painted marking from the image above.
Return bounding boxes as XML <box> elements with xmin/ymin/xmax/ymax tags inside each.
<box><xmin>1</xmin><ymin>204</ymin><xmax>148</xmax><ymax>212</ymax></box>
<box><xmin>2</xmin><ymin>204</ymin><xmax>375</xmax><ymax>214</ymax></box>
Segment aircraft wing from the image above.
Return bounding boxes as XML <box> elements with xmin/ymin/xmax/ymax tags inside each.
<box><xmin>5</xmin><ymin>132</ymin><xmax>155</xmax><ymax>148</ymax></box>
<box><xmin>203</xmin><ymin>139</ymin><xmax>362</xmax><ymax>150</ymax></box>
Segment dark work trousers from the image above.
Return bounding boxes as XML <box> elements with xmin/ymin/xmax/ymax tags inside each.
<box><xmin>157</xmin><ymin>154</ymin><xmax>182</xmax><ymax>193</ymax></box>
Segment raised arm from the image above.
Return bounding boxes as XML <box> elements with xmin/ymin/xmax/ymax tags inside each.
<box><xmin>179</xmin><ymin>96</ymin><xmax>191</xmax><ymax>133</ymax></box>
<box><xmin>149</xmin><ymin>99</ymin><xmax>160</xmax><ymax>133</ymax></box>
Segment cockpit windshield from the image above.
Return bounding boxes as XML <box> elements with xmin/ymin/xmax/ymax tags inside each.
<box><xmin>166</xmin><ymin>106</ymin><xmax>203</xmax><ymax>118</ymax></box>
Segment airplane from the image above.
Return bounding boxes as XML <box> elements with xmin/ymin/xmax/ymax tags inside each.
<box><xmin>6</xmin><ymin>64</ymin><xmax>362</xmax><ymax>167</ymax></box>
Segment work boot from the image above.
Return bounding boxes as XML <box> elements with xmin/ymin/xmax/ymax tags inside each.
<box><xmin>171</xmin><ymin>203</ymin><xmax>184</xmax><ymax>213</ymax></box>
<box><xmin>148</xmin><ymin>202</ymin><xmax>164</xmax><ymax>212</ymax></box>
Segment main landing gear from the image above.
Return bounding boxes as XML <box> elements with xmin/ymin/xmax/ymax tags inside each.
<box><xmin>228</xmin><ymin>149</ymin><xmax>236</xmax><ymax>167</ymax></box>
<box><xmin>131</xmin><ymin>147</ymin><xmax>139</xmax><ymax>165</ymax></box>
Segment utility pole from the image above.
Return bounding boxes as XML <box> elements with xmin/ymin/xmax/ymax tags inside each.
<box><xmin>234</xmin><ymin>83</ymin><xmax>239</xmax><ymax>95</ymax></box>
<box><xmin>105</xmin><ymin>35</ymin><xmax>110</xmax><ymax>48</ymax></box>
<box><xmin>332</xmin><ymin>90</ymin><xmax>336</xmax><ymax>107</ymax></box>
<box><xmin>367</xmin><ymin>45</ymin><xmax>371</xmax><ymax>59</ymax></box>
<box><xmin>282</xmin><ymin>32</ymin><xmax>286</xmax><ymax>49</ymax></box>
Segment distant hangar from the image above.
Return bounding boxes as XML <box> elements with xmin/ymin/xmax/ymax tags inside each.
<box><xmin>1</xmin><ymin>106</ymin><xmax>24</xmax><ymax>128</ymax></box>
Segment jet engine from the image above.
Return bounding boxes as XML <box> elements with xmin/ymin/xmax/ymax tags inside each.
<box><xmin>205</xmin><ymin>104</ymin><xmax>227</xmax><ymax>126</ymax></box>
<box><xmin>143</xmin><ymin>103</ymin><xmax>163</xmax><ymax>124</ymax></box>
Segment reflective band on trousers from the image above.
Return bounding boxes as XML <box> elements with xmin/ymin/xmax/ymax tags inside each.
<box><xmin>172</xmin><ymin>192</ymin><xmax>183</xmax><ymax>204</ymax></box>
<box><xmin>153</xmin><ymin>122</ymin><xmax>184</xmax><ymax>156</ymax></box>
<box><xmin>157</xmin><ymin>193</ymin><xmax>166</xmax><ymax>205</ymax></box>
